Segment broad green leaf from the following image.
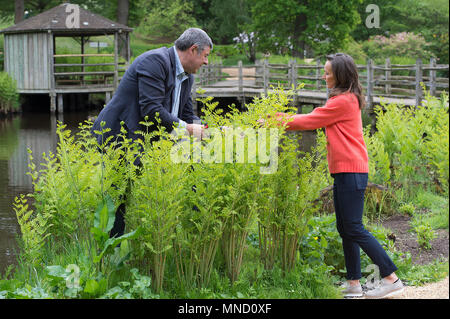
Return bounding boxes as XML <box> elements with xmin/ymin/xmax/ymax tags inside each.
<box><xmin>94</xmin><ymin>227</ymin><xmax>142</xmax><ymax>263</ymax></box>
<box><xmin>84</xmin><ymin>279</ymin><xmax>99</xmax><ymax>295</ymax></box>
<box><xmin>94</xmin><ymin>194</ymin><xmax>116</xmax><ymax>234</ymax></box>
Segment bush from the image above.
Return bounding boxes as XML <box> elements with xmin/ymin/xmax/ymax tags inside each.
<box><xmin>364</xmin><ymin>90</ymin><xmax>449</xmax><ymax>212</ymax></box>
<box><xmin>0</xmin><ymin>71</ymin><xmax>19</xmax><ymax>114</ymax></box>
<box><xmin>362</xmin><ymin>32</ymin><xmax>434</xmax><ymax>61</ymax></box>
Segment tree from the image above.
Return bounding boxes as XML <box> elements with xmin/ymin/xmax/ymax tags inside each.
<box><xmin>137</xmin><ymin>0</ymin><xmax>199</xmax><ymax>42</ymax></box>
<box><xmin>208</xmin><ymin>0</ymin><xmax>252</xmax><ymax>44</ymax></box>
<box><xmin>15</xmin><ymin>0</ymin><xmax>24</xmax><ymax>24</ymax></box>
<box><xmin>351</xmin><ymin>0</ymin><xmax>449</xmax><ymax>63</ymax></box>
<box><xmin>250</xmin><ymin>0</ymin><xmax>362</xmax><ymax>58</ymax></box>
<box><xmin>117</xmin><ymin>0</ymin><xmax>129</xmax><ymax>26</ymax></box>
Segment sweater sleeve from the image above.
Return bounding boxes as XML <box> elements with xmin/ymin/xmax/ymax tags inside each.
<box><xmin>278</xmin><ymin>95</ymin><xmax>355</xmax><ymax>131</ymax></box>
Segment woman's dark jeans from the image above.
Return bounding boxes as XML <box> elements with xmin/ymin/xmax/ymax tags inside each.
<box><xmin>332</xmin><ymin>173</ymin><xmax>397</xmax><ymax>280</ymax></box>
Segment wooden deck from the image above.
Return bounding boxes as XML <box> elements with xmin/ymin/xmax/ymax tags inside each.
<box><xmin>194</xmin><ymin>79</ymin><xmax>417</xmax><ymax>107</ymax></box>
<box><xmin>193</xmin><ymin>60</ymin><xmax>448</xmax><ymax>109</ymax></box>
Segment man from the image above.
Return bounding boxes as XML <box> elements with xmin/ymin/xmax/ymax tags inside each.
<box><xmin>91</xmin><ymin>28</ymin><xmax>213</xmax><ymax>237</ymax></box>
<box><xmin>92</xmin><ymin>27</ymin><xmax>212</xmax><ymax>145</ymax></box>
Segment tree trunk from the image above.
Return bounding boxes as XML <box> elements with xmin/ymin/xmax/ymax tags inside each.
<box><xmin>117</xmin><ymin>0</ymin><xmax>129</xmax><ymax>26</ymax></box>
<box><xmin>14</xmin><ymin>0</ymin><xmax>24</xmax><ymax>24</ymax></box>
<box><xmin>292</xmin><ymin>12</ymin><xmax>307</xmax><ymax>59</ymax></box>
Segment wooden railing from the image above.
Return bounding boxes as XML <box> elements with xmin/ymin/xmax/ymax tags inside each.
<box><xmin>196</xmin><ymin>58</ymin><xmax>449</xmax><ymax>108</ymax></box>
<box><xmin>52</xmin><ymin>53</ymin><xmax>128</xmax><ymax>88</ymax></box>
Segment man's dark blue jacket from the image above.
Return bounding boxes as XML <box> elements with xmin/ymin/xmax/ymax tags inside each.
<box><xmin>91</xmin><ymin>46</ymin><xmax>200</xmax><ymax>144</ymax></box>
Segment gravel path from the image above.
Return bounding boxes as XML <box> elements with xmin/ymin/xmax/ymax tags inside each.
<box><xmin>390</xmin><ymin>276</ymin><xmax>449</xmax><ymax>299</ymax></box>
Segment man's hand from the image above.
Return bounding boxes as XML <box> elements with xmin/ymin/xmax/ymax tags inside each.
<box><xmin>186</xmin><ymin>123</ymin><xmax>206</xmax><ymax>140</ymax></box>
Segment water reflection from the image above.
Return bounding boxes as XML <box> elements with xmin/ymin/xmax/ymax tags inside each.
<box><xmin>0</xmin><ymin>110</ymin><xmax>99</xmax><ymax>274</ymax></box>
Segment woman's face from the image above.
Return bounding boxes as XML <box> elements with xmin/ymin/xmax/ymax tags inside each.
<box><xmin>323</xmin><ymin>61</ymin><xmax>336</xmax><ymax>89</ymax></box>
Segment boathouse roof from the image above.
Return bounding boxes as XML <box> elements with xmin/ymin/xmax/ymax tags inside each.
<box><xmin>0</xmin><ymin>3</ymin><xmax>132</xmax><ymax>35</ymax></box>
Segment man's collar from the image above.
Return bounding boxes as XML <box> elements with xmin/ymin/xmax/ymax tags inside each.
<box><xmin>173</xmin><ymin>47</ymin><xmax>188</xmax><ymax>78</ymax></box>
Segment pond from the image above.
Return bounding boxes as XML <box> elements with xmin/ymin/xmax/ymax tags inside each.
<box><xmin>0</xmin><ymin>109</ymin><xmax>100</xmax><ymax>275</ymax></box>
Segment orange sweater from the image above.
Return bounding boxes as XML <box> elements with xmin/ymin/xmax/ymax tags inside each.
<box><xmin>278</xmin><ymin>93</ymin><xmax>368</xmax><ymax>174</ymax></box>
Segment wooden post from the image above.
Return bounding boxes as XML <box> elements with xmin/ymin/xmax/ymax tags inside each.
<box><xmin>263</xmin><ymin>59</ymin><xmax>269</xmax><ymax>95</ymax></box>
<box><xmin>238</xmin><ymin>60</ymin><xmax>244</xmax><ymax>102</ymax></box>
<box><xmin>207</xmin><ymin>64</ymin><xmax>210</xmax><ymax>85</ymax></box>
<box><xmin>199</xmin><ymin>66</ymin><xmax>203</xmax><ymax>86</ymax></box>
<box><xmin>105</xmin><ymin>92</ymin><xmax>111</xmax><ymax>104</ymax></box>
<box><xmin>127</xmin><ymin>33</ymin><xmax>131</xmax><ymax>65</ymax></box>
<box><xmin>48</xmin><ymin>31</ymin><xmax>56</xmax><ymax>113</ymax></box>
<box><xmin>415</xmin><ymin>58</ymin><xmax>423</xmax><ymax>108</ymax></box>
<box><xmin>81</xmin><ymin>36</ymin><xmax>85</xmax><ymax>86</ymax></box>
<box><xmin>255</xmin><ymin>60</ymin><xmax>261</xmax><ymax>86</ymax></box>
<box><xmin>429</xmin><ymin>57</ymin><xmax>436</xmax><ymax>96</ymax></box>
<box><xmin>113</xmin><ymin>32</ymin><xmax>119</xmax><ymax>91</ymax></box>
<box><xmin>316</xmin><ymin>58</ymin><xmax>321</xmax><ymax>90</ymax></box>
<box><xmin>366</xmin><ymin>59</ymin><xmax>373</xmax><ymax>111</ymax></box>
<box><xmin>289</xmin><ymin>59</ymin><xmax>297</xmax><ymax>105</ymax></box>
<box><xmin>385</xmin><ymin>58</ymin><xmax>391</xmax><ymax>95</ymax></box>
<box><xmin>57</xmin><ymin>94</ymin><xmax>64</xmax><ymax>113</ymax></box>
<box><xmin>50</xmin><ymin>95</ymin><xmax>56</xmax><ymax>113</ymax></box>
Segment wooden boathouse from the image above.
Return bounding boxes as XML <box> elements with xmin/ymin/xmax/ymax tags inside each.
<box><xmin>0</xmin><ymin>3</ymin><xmax>132</xmax><ymax>113</ymax></box>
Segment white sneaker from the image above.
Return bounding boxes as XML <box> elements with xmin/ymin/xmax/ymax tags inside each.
<box><xmin>365</xmin><ymin>278</ymin><xmax>404</xmax><ymax>299</ymax></box>
<box><xmin>340</xmin><ymin>282</ymin><xmax>363</xmax><ymax>298</ymax></box>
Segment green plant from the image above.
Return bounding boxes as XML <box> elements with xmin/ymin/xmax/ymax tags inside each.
<box><xmin>90</xmin><ymin>193</ymin><xmax>142</xmax><ymax>270</ymax></box>
<box><xmin>362</xmin><ymin>32</ymin><xmax>434</xmax><ymax>61</ymax></box>
<box><xmin>13</xmin><ymin>194</ymin><xmax>51</xmax><ymax>266</ymax></box>
<box><xmin>399</xmin><ymin>203</ymin><xmax>415</xmax><ymax>216</ymax></box>
<box><xmin>413</xmin><ymin>223</ymin><xmax>437</xmax><ymax>250</ymax></box>
<box><xmin>0</xmin><ymin>71</ymin><xmax>19</xmax><ymax>113</ymax></box>
<box><xmin>369</xmin><ymin>91</ymin><xmax>449</xmax><ymax>202</ymax></box>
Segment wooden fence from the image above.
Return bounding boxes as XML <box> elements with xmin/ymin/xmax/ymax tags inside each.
<box><xmin>195</xmin><ymin>58</ymin><xmax>449</xmax><ymax>109</ymax></box>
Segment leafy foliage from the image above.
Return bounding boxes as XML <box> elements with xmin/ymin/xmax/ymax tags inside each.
<box><xmin>0</xmin><ymin>72</ymin><xmax>19</xmax><ymax>114</ymax></box>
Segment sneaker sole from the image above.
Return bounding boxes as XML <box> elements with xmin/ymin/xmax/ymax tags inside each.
<box><xmin>365</xmin><ymin>287</ymin><xmax>404</xmax><ymax>299</ymax></box>
<box><xmin>344</xmin><ymin>293</ymin><xmax>364</xmax><ymax>298</ymax></box>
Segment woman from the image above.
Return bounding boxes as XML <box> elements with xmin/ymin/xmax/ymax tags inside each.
<box><xmin>273</xmin><ymin>53</ymin><xmax>403</xmax><ymax>299</ymax></box>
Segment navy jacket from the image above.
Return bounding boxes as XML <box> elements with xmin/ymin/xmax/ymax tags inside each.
<box><xmin>91</xmin><ymin>46</ymin><xmax>200</xmax><ymax>144</ymax></box>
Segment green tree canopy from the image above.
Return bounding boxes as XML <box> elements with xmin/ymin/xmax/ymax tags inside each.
<box><xmin>351</xmin><ymin>0</ymin><xmax>449</xmax><ymax>63</ymax></box>
<box><xmin>136</xmin><ymin>0</ymin><xmax>199</xmax><ymax>42</ymax></box>
<box><xmin>249</xmin><ymin>0</ymin><xmax>362</xmax><ymax>58</ymax></box>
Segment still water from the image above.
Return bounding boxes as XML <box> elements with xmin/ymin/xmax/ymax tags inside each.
<box><xmin>0</xmin><ymin>109</ymin><xmax>100</xmax><ymax>274</ymax></box>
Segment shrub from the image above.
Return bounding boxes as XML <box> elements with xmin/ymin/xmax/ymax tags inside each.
<box><xmin>362</xmin><ymin>32</ymin><xmax>434</xmax><ymax>61</ymax></box>
<box><xmin>413</xmin><ymin>223</ymin><xmax>436</xmax><ymax>250</ymax></box>
<box><xmin>0</xmin><ymin>71</ymin><xmax>19</xmax><ymax>114</ymax></box>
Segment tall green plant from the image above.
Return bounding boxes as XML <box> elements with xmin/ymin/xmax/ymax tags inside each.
<box><xmin>126</xmin><ymin>120</ymin><xmax>191</xmax><ymax>293</ymax></box>
<box><xmin>173</xmin><ymin>162</ymin><xmax>229</xmax><ymax>289</ymax></box>
<box><xmin>0</xmin><ymin>71</ymin><xmax>19</xmax><ymax>114</ymax></box>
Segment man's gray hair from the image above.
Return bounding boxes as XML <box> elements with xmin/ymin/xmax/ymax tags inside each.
<box><xmin>175</xmin><ymin>28</ymin><xmax>213</xmax><ymax>53</ymax></box>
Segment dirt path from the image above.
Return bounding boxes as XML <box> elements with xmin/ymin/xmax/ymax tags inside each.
<box><xmin>390</xmin><ymin>276</ymin><xmax>449</xmax><ymax>299</ymax></box>
<box><xmin>221</xmin><ymin>67</ymin><xmax>256</xmax><ymax>81</ymax></box>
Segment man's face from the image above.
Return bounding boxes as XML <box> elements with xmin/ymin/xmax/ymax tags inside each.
<box><xmin>184</xmin><ymin>45</ymin><xmax>210</xmax><ymax>74</ymax></box>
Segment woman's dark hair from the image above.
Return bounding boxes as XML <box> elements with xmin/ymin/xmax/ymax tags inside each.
<box><xmin>326</xmin><ymin>53</ymin><xmax>365</xmax><ymax>109</ymax></box>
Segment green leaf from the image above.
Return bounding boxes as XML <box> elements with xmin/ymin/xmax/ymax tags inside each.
<box><xmin>84</xmin><ymin>279</ymin><xmax>100</xmax><ymax>295</ymax></box>
<box><xmin>46</xmin><ymin>265</ymin><xmax>68</xmax><ymax>283</ymax></box>
<box><xmin>94</xmin><ymin>194</ymin><xmax>116</xmax><ymax>234</ymax></box>
<box><xmin>94</xmin><ymin>227</ymin><xmax>143</xmax><ymax>263</ymax></box>
<box><xmin>90</xmin><ymin>226</ymin><xmax>109</xmax><ymax>246</ymax></box>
